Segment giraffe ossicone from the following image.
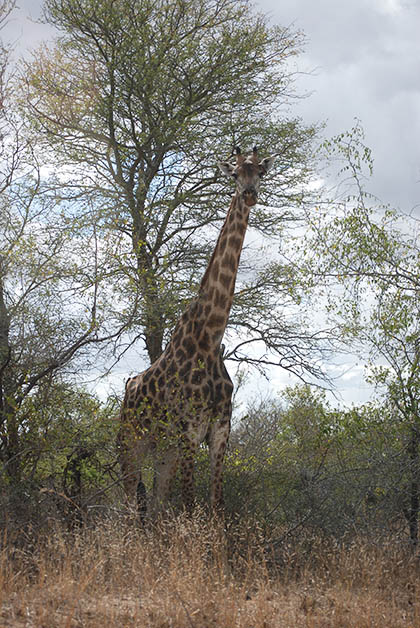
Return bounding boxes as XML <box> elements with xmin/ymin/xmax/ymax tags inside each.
<box><xmin>118</xmin><ymin>147</ymin><xmax>276</xmax><ymax>518</ymax></box>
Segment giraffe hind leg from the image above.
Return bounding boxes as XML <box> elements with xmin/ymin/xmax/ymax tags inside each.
<box><xmin>136</xmin><ymin>479</ymin><xmax>147</xmax><ymax>521</ymax></box>
<box><xmin>118</xmin><ymin>426</ymin><xmax>149</xmax><ymax>519</ymax></box>
<box><xmin>180</xmin><ymin>442</ymin><xmax>197</xmax><ymax>514</ymax></box>
<box><xmin>207</xmin><ymin>412</ymin><xmax>231</xmax><ymax>513</ymax></box>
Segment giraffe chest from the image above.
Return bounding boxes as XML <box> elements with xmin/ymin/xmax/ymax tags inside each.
<box><xmin>124</xmin><ymin>351</ymin><xmax>232</xmax><ymax>441</ymax></box>
<box><xmin>155</xmin><ymin>347</ymin><xmax>231</xmax><ymax>401</ymax></box>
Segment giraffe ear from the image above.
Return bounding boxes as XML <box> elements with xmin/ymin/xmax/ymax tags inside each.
<box><xmin>218</xmin><ymin>161</ymin><xmax>236</xmax><ymax>177</ymax></box>
<box><xmin>259</xmin><ymin>155</ymin><xmax>276</xmax><ymax>175</ymax></box>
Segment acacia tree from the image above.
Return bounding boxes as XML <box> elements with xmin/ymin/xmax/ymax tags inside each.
<box><xmin>299</xmin><ymin>125</ymin><xmax>420</xmax><ymax>543</ymax></box>
<box><xmin>20</xmin><ymin>0</ymin><xmax>331</xmax><ymax>380</ymax></box>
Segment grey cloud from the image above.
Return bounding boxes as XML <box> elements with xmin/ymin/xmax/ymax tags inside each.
<box><xmin>258</xmin><ymin>0</ymin><xmax>420</xmax><ymax>212</ymax></box>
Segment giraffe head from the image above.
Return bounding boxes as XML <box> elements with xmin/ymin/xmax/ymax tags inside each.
<box><xmin>218</xmin><ymin>147</ymin><xmax>276</xmax><ymax>206</ymax></box>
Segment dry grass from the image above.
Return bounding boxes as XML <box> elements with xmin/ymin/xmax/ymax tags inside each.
<box><xmin>1</xmin><ymin>511</ymin><xmax>420</xmax><ymax>627</ymax></box>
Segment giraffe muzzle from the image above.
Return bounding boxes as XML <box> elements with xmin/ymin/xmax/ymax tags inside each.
<box><xmin>242</xmin><ymin>188</ymin><xmax>258</xmax><ymax>206</ymax></box>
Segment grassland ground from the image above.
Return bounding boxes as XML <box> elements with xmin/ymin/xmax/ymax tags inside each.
<box><xmin>1</xmin><ymin>511</ymin><xmax>419</xmax><ymax>627</ymax></box>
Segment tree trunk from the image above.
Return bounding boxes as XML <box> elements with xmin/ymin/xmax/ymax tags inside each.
<box><xmin>131</xmin><ymin>207</ymin><xmax>165</xmax><ymax>364</ymax></box>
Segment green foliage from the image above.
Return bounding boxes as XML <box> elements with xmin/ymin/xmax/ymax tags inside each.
<box><xmin>287</xmin><ymin>122</ymin><xmax>420</xmax><ymax>540</ymax></box>
<box><xmin>0</xmin><ymin>382</ymin><xmax>120</xmax><ymax>526</ymax></box>
<box><xmin>301</xmin><ymin>122</ymin><xmax>420</xmax><ymax>420</ymax></box>
<box><xmin>216</xmin><ymin>386</ymin><xmax>412</xmax><ymax>537</ymax></box>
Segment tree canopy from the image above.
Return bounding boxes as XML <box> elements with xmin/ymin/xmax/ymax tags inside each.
<box><xmin>20</xmin><ymin>0</ymin><xmax>327</xmax><ymax>379</ymax></box>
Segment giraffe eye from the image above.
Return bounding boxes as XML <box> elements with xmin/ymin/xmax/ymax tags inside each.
<box><xmin>232</xmin><ymin>172</ymin><xmax>238</xmax><ymax>179</ymax></box>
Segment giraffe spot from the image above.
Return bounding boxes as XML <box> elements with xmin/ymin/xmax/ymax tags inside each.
<box><xmin>235</xmin><ymin>213</ymin><xmax>247</xmax><ymax>226</ymax></box>
<box><xmin>223</xmin><ymin>380</ymin><xmax>234</xmax><ymax>396</ymax></box>
<box><xmin>211</xmin><ymin>260</ymin><xmax>219</xmax><ymax>280</ymax></box>
<box><xmin>183</xmin><ymin>336</ymin><xmax>196</xmax><ymax>358</ymax></box>
<box><xmin>158</xmin><ymin>374</ymin><xmax>165</xmax><ymax>388</ymax></box>
<box><xmin>228</xmin><ymin>235</ymin><xmax>242</xmax><ymax>251</ymax></box>
<box><xmin>214</xmin><ymin>382</ymin><xmax>223</xmax><ymax>404</ymax></box>
<box><xmin>219</xmin><ymin>235</ymin><xmax>228</xmax><ymax>252</ymax></box>
<box><xmin>176</xmin><ymin>348</ymin><xmax>186</xmax><ymax>362</ymax></box>
<box><xmin>149</xmin><ymin>379</ymin><xmax>156</xmax><ymax>395</ymax></box>
<box><xmin>198</xmin><ymin>332</ymin><xmax>210</xmax><ymax>352</ymax></box>
<box><xmin>215</xmin><ymin>291</ymin><xmax>227</xmax><ymax>309</ymax></box>
<box><xmin>189</xmin><ymin>300</ymin><xmax>198</xmax><ymax>316</ymax></box>
<box><xmin>208</xmin><ymin>380</ymin><xmax>215</xmax><ymax>401</ymax></box>
<box><xmin>208</xmin><ymin>313</ymin><xmax>225</xmax><ymax>328</ymax></box>
<box><xmin>193</xmin><ymin>319</ymin><xmax>204</xmax><ymax>336</ymax></box>
<box><xmin>221</xmin><ymin>253</ymin><xmax>235</xmax><ymax>272</ymax></box>
<box><xmin>167</xmin><ymin>361</ymin><xmax>176</xmax><ymax>376</ymax></box>
<box><xmin>191</xmin><ymin>369</ymin><xmax>204</xmax><ymax>385</ymax></box>
<box><xmin>204</xmin><ymin>304</ymin><xmax>211</xmax><ymax>317</ymax></box>
<box><xmin>173</xmin><ymin>329</ymin><xmax>182</xmax><ymax>346</ymax></box>
<box><xmin>141</xmin><ymin>384</ymin><xmax>148</xmax><ymax>396</ymax></box>
<box><xmin>219</xmin><ymin>272</ymin><xmax>231</xmax><ymax>291</ymax></box>
<box><xmin>201</xmin><ymin>383</ymin><xmax>210</xmax><ymax>399</ymax></box>
<box><xmin>136</xmin><ymin>395</ymin><xmax>148</xmax><ymax>408</ymax></box>
<box><xmin>194</xmin><ymin>387</ymin><xmax>204</xmax><ymax>399</ymax></box>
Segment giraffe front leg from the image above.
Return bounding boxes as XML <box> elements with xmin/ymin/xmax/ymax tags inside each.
<box><xmin>117</xmin><ymin>424</ymin><xmax>148</xmax><ymax>520</ymax></box>
<box><xmin>180</xmin><ymin>441</ymin><xmax>198</xmax><ymax>514</ymax></box>
<box><xmin>151</xmin><ymin>446</ymin><xmax>179</xmax><ymax>515</ymax></box>
<box><xmin>207</xmin><ymin>415</ymin><xmax>231</xmax><ymax>513</ymax></box>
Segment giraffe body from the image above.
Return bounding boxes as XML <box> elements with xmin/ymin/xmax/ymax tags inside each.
<box><xmin>118</xmin><ymin>148</ymin><xmax>275</xmax><ymax>516</ymax></box>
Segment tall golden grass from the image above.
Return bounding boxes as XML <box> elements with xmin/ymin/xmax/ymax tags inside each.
<box><xmin>1</xmin><ymin>511</ymin><xmax>419</xmax><ymax>627</ymax></box>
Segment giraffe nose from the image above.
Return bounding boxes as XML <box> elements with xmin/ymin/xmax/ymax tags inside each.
<box><xmin>242</xmin><ymin>187</ymin><xmax>258</xmax><ymax>206</ymax></box>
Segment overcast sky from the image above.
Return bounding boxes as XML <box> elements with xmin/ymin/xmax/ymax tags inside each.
<box><xmin>259</xmin><ymin>0</ymin><xmax>420</xmax><ymax>214</ymax></box>
<box><xmin>9</xmin><ymin>0</ymin><xmax>420</xmax><ymax>211</ymax></box>
<box><xmin>5</xmin><ymin>0</ymin><xmax>420</xmax><ymax>407</ymax></box>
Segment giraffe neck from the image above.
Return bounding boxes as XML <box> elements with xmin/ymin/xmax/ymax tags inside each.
<box><xmin>167</xmin><ymin>192</ymin><xmax>250</xmax><ymax>359</ymax></box>
<box><xmin>196</xmin><ymin>192</ymin><xmax>250</xmax><ymax>348</ymax></box>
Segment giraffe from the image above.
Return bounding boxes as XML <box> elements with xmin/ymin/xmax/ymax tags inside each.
<box><xmin>118</xmin><ymin>147</ymin><xmax>276</xmax><ymax>517</ymax></box>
